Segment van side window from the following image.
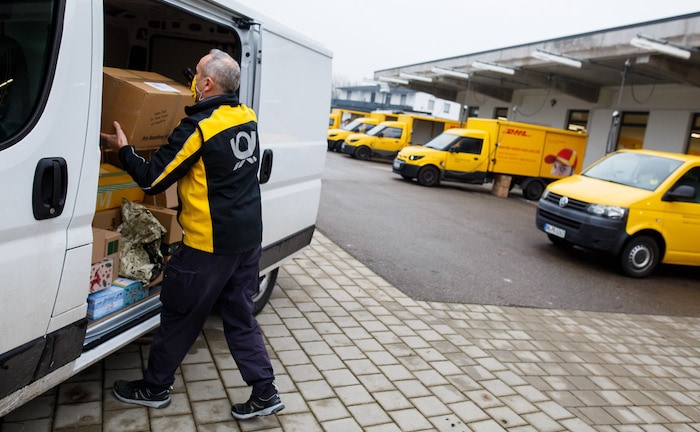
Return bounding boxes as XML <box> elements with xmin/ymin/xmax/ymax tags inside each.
<box><xmin>0</xmin><ymin>2</ymin><xmax>56</xmax><ymax>146</ymax></box>
<box><xmin>455</xmin><ymin>137</ymin><xmax>483</xmax><ymax>154</ymax></box>
<box><xmin>670</xmin><ymin>167</ymin><xmax>700</xmax><ymax>203</ymax></box>
<box><xmin>383</xmin><ymin>127</ymin><xmax>402</xmax><ymax>139</ymax></box>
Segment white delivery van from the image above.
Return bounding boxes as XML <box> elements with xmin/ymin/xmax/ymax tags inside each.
<box><xmin>0</xmin><ymin>0</ymin><xmax>331</xmax><ymax>415</ymax></box>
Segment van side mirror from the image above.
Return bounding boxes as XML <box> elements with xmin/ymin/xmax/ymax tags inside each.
<box><xmin>662</xmin><ymin>184</ymin><xmax>695</xmax><ymax>202</ymax></box>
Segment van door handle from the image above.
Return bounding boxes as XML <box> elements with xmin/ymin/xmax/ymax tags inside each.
<box><xmin>32</xmin><ymin>157</ymin><xmax>68</xmax><ymax>220</ymax></box>
<box><xmin>259</xmin><ymin>149</ymin><xmax>273</xmax><ymax>184</ymax></box>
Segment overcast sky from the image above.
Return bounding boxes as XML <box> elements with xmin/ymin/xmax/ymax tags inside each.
<box><xmin>247</xmin><ymin>0</ymin><xmax>699</xmax><ymax>83</ymax></box>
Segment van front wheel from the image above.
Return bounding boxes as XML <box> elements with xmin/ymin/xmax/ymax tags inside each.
<box><xmin>355</xmin><ymin>146</ymin><xmax>371</xmax><ymax>160</ymax></box>
<box><xmin>417</xmin><ymin>166</ymin><xmax>440</xmax><ymax>187</ymax></box>
<box><xmin>253</xmin><ymin>268</ymin><xmax>279</xmax><ymax>315</ymax></box>
<box><xmin>620</xmin><ymin>235</ymin><xmax>660</xmax><ymax>278</ymax></box>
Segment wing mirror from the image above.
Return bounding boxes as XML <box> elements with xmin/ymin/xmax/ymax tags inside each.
<box><xmin>662</xmin><ymin>184</ymin><xmax>695</xmax><ymax>202</ymax></box>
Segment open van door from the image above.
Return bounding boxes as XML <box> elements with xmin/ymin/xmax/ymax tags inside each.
<box><xmin>0</xmin><ymin>0</ymin><xmax>101</xmax><ymax>402</ymax></box>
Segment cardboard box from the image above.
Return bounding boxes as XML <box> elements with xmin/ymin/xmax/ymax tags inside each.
<box><xmin>101</xmin><ymin>67</ymin><xmax>191</xmax><ymax>149</ymax></box>
<box><xmin>492</xmin><ymin>174</ymin><xmax>512</xmax><ymax>198</ymax></box>
<box><xmin>89</xmin><ymin>258</ymin><xmax>114</xmax><ymax>294</ymax></box>
<box><xmin>142</xmin><ymin>184</ymin><xmax>179</xmax><ymax>209</ymax></box>
<box><xmin>87</xmin><ymin>286</ymin><xmax>124</xmax><ymax>320</ymax></box>
<box><xmin>97</xmin><ymin>164</ymin><xmax>145</xmax><ymax>211</ymax></box>
<box><xmin>92</xmin><ymin>208</ymin><xmax>122</xmax><ymax>231</ymax></box>
<box><xmin>145</xmin><ymin>205</ymin><xmax>183</xmax><ymax>244</ymax></box>
<box><xmin>112</xmin><ymin>277</ymin><xmax>149</xmax><ymax>306</ymax></box>
<box><xmin>92</xmin><ymin>228</ymin><xmax>121</xmax><ymax>262</ymax></box>
<box><xmin>92</xmin><ymin>228</ymin><xmax>122</xmax><ymax>277</ymax></box>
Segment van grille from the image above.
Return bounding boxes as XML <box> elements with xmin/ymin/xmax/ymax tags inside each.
<box><xmin>537</xmin><ymin>208</ymin><xmax>582</xmax><ymax>229</ymax></box>
<box><xmin>544</xmin><ymin>192</ymin><xmax>589</xmax><ymax>212</ymax></box>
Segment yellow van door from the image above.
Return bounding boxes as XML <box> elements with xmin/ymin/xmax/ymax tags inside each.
<box><xmin>661</xmin><ymin>166</ymin><xmax>700</xmax><ymax>265</ymax></box>
<box><xmin>373</xmin><ymin>125</ymin><xmax>403</xmax><ymax>153</ymax></box>
<box><xmin>444</xmin><ymin>136</ymin><xmax>487</xmax><ymax>173</ymax></box>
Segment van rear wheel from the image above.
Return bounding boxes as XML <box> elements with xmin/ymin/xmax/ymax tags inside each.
<box><xmin>521</xmin><ymin>178</ymin><xmax>545</xmax><ymax>200</ymax></box>
<box><xmin>620</xmin><ymin>235</ymin><xmax>660</xmax><ymax>278</ymax></box>
<box><xmin>253</xmin><ymin>268</ymin><xmax>279</xmax><ymax>315</ymax></box>
<box><xmin>417</xmin><ymin>166</ymin><xmax>440</xmax><ymax>187</ymax></box>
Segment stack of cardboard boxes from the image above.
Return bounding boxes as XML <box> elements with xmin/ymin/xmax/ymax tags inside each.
<box><xmin>87</xmin><ymin>67</ymin><xmax>190</xmax><ymax>321</ymax></box>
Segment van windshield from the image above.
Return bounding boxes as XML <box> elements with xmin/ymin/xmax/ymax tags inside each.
<box><xmin>342</xmin><ymin>119</ymin><xmax>367</xmax><ymax>132</ymax></box>
<box><xmin>424</xmin><ymin>133</ymin><xmax>460</xmax><ymax>150</ymax></box>
<box><xmin>366</xmin><ymin>125</ymin><xmax>385</xmax><ymax>136</ymax></box>
<box><xmin>583</xmin><ymin>152</ymin><xmax>683</xmax><ymax>191</ymax></box>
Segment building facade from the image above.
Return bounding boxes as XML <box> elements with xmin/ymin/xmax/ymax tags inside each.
<box><xmin>374</xmin><ymin>13</ymin><xmax>700</xmax><ymax>168</ymax></box>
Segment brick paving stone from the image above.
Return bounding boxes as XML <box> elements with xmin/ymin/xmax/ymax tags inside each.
<box><xmin>102</xmin><ymin>407</ymin><xmax>147</xmax><ymax>432</ymax></box>
<box><xmin>307</xmin><ymin>398</ymin><xmax>349</xmax><ymax>422</ymax></box>
<box><xmin>388</xmin><ymin>408</ymin><xmax>435</xmax><ymax>431</ymax></box>
<box><xmin>191</xmin><ymin>399</ymin><xmax>236</xmax><ymax>424</ymax></box>
<box><xmin>150</xmin><ymin>414</ymin><xmax>197</xmax><ymax>432</ymax></box>
<box><xmin>2</xmin><ymin>419</ymin><xmax>53</xmax><ymax>432</ymax></box>
<box><xmin>53</xmin><ymin>402</ymin><xmax>102</xmax><ymax>429</ymax></box>
<box><xmin>485</xmin><ymin>405</ymin><xmax>528</xmax><ymax>428</ymax></box>
<box><xmin>481</xmin><ymin>379</ymin><xmax>518</xmax><ymax>397</ymax></box>
<box><xmin>394</xmin><ymin>379</ymin><xmax>432</xmax><ymax>399</ymax></box>
<box><xmin>499</xmin><ymin>394</ymin><xmax>539</xmax><ymax>415</ymax></box>
<box><xmin>186</xmin><ymin>379</ymin><xmax>227</xmax><ymax>402</ymax></box>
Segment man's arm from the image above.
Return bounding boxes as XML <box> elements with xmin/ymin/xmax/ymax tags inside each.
<box><xmin>100</xmin><ymin>119</ymin><xmax>201</xmax><ymax>195</ymax></box>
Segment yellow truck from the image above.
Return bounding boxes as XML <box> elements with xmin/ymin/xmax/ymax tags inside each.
<box><xmin>327</xmin><ymin>111</ymin><xmax>402</xmax><ymax>152</ymax></box>
<box><xmin>342</xmin><ymin>113</ymin><xmax>462</xmax><ymax>161</ymax></box>
<box><xmin>328</xmin><ymin>108</ymin><xmax>371</xmax><ymax>129</ymax></box>
<box><xmin>536</xmin><ymin>149</ymin><xmax>700</xmax><ymax>277</ymax></box>
<box><xmin>392</xmin><ymin>118</ymin><xmax>587</xmax><ymax>200</ymax></box>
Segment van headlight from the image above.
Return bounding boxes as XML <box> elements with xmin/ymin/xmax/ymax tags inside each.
<box><xmin>541</xmin><ymin>189</ymin><xmax>550</xmax><ymax>200</ymax></box>
<box><xmin>587</xmin><ymin>204</ymin><xmax>627</xmax><ymax>219</ymax></box>
<box><xmin>408</xmin><ymin>155</ymin><xmax>424</xmax><ymax>161</ymax></box>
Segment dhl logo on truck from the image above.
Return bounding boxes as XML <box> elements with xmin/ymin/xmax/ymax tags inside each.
<box><xmin>504</xmin><ymin>128</ymin><xmax>530</xmax><ymax>137</ymax></box>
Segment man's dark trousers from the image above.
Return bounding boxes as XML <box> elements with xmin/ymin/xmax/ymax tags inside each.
<box><xmin>143</xmin><ymin>244</ymin><xmax>274</xmax><ymax>391</ymax></box>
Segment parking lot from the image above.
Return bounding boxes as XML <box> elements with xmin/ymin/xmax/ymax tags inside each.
<box><xmin>318</xmin><ymin>151</ymin><xmax>700</xmax><ymax>317</ymax></box>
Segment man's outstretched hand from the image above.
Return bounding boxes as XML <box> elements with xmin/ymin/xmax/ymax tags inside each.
<box><xmin>100</xmin><ymin>121</ymin><xmax>129</xmax><ymax>152</ymax></box>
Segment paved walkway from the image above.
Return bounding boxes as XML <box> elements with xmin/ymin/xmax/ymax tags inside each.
<box><xmin>3</xmin><ymin>231</ymin><xmax>700</xmax><ymax>431</ymax></box>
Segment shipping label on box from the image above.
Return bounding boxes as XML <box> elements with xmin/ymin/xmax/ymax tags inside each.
<box><xmin>87</xmin><ymin>286</ymin><xmax>124</xmax><ymax>320</ymax></box>
<box><xmin>97</xmin><ymin>163</ymin><xmax>145</xmax><ymax>211</ymax></box>
<box><xmin>112</xmin><ymin>277</ymin><xmax>149</xmax><ymax>306</ymax></box>
<box><xmin>89</xmin><ymin>258</ymin><xmax>114</xmax><ymax>293</ymax></box>
<box><xmin>101</xmin><ymin>67</ymin><xmax>191</xmax><ymax>149</ymax></box>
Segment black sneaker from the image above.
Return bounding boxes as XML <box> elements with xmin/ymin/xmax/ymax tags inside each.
<box><xmin>113</xmin><ymin>379</ymin><xmax>171</xmax><ymax>409</ymax></box>
<box><xmin>231</xmin><ymin>384</ymin><xmax>285</xmax><ymax>420</ymax></box>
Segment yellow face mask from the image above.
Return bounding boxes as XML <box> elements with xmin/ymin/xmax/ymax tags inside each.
<box><xmin>190</xmin><ymin>76</ymin><xmax>204</xmax><ymax>102</ymax></box>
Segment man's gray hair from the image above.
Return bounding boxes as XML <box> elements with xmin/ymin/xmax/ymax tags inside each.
<box><xmin>202</xmin><ymin>48</ymin><xmax>240</xmax><ymax>93</ymax></box>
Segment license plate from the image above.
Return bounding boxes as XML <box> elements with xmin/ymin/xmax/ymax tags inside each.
<box><xmin>544</xmin><ymin>223</ymin><xmax>566</xmax><ymax>238</ymax></box>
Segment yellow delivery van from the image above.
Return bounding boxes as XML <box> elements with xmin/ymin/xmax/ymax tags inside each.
<box><xmin>393</xmin><ymin>119</ymin><xmax>587</xmax><ymax>200</ymax></box>
<box><xmin>536</xmin><ymin>149</ymin><xmax>700</xmax><ymax>277</ymax></box>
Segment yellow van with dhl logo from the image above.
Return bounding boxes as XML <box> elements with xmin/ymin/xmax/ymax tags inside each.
<box><xmin>536</xmin><ymin>149</ymin><xmax>700</xmax><ymax>277</ymax></box>
<box><xmin>393</xmin><ymin>118</ymin><xmax>587</xmax><ymax>200</ymax></box>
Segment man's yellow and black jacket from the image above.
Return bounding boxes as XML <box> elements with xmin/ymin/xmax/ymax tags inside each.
<box><xmin>119</xmin><ymin>93</ymin><xmax>262</xmax><ymax>255</ymax></box>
